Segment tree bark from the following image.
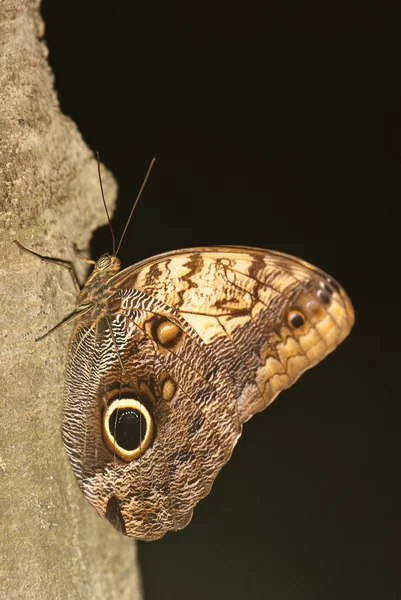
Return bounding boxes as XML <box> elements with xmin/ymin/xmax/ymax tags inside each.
<box><xmin>0</xmin><ymin>2</ymin><xmax>142</xmax><ymax>598</ymax></box>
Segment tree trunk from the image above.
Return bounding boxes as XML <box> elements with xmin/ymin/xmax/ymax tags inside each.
<box><xmin>0</xmin><ymin>2</ymin><xmax>142</xmax><ymax>598</ymax></box>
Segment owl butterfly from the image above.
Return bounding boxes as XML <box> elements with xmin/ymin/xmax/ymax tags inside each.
<box><xmin>18</xmin><ymin>161</ymin><xmax>354</xmax><ymax>541</ymax></box>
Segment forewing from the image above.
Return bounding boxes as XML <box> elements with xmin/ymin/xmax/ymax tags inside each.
<box><xmin>116</xmin><ymin>246</ymin><xmax>354</xmax><ymax>421</ymax></box>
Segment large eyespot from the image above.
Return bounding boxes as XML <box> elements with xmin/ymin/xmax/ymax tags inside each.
<box><xmin>102</xmin><ymin>399</ymin><xmax>154</xmax><ymax>462</ymax></box>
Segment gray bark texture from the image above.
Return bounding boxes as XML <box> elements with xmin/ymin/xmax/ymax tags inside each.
<box><xmin>0</xmin><ymin>2</ymin><xmax>142</xmax><ymax>598</ymax></box>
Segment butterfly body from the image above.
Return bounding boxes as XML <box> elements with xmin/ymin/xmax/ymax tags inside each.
<box><xmin>63</xmin><ymin>246</ymin><xmax>354</xmax><ymax>540</ymax></box>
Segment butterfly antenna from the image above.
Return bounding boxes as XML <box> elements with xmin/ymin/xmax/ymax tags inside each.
<box><xmin>96</xmin><ymin>151</ymin><xmax>116</xmax><ymax>257</ymax></box>
<box><xmin>115</xmin><ymin>158</ymin><xmax>156</xmax><ymax>257</ymax></box>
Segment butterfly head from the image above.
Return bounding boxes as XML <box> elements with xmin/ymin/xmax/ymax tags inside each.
<box><xmin>95</xmin><ymin>253</ymin><xmax>121</xmax><ymax>275</ymax></box>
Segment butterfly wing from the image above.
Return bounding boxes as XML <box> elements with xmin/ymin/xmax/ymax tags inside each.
<box><xmin>63</xmin><ymin>246</ymin><xmax>354</xmax><ymax>540</ymax></box>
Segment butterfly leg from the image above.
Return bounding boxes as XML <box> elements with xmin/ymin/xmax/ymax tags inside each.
<box><xmin>72</xmin><ymin>243</ymin><xmax>96</xmax><ymax>265</ymax></box>
<box><xmin>35</xmin><ymin>304</ymin><xmax>93</xmax><ymax>342</ymax></box>
<box><xmin>13</xmin><ymin>240</ymin><xmax>81</xmax><ymax>294</ymax></box>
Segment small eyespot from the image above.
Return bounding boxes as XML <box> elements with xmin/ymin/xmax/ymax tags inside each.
<box><xmin>325</xmin><ymin>277</ymin><xmax>340</xmax><ymax>294</ymax></box>
<box><xmin>317</xmin><ymin>288</ymin><xmax>331</xmax><ymax>305</ymax></box>
<box><xmin>152</xmin><ymin>318</ymin><xmax>183</xmax><ymax>348</ymax></box>
<box><xmin>319</xmin><ymin>280</ymin><xmax>334</xmax><ymax>296</ymax></box>
<box><xmin>162</xmin><ymin>377</ymin><xmax>177</xmax><ymax>401</ymax></box>
<box><xmin>288</xmin><ymin>310</ymin><xmax>305</xmax><ymax>329</ymax></box>
<box><xmin>102</xmin><ymin>399</ymin><xmax>154</xmax><ymax>462</ymax></box>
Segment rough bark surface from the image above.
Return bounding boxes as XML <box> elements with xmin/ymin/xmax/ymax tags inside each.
<box><xmin>0</xmin><ymin>2</ymin><xmax>142</xmax><ymax>598</ymax></box>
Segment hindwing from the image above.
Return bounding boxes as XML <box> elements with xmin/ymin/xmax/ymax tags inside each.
<box><xmin>63</xmin><ymin>246</ymin><xmax>354</xmax><ymax>540</ymax></box>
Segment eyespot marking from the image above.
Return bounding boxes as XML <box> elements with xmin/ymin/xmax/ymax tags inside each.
<box><xmin>317</xmin><ymin>288</ymin><xmax>331</xmax><ymax>304</ymax></box>
<box><xmin>154</xmin><ymin>319</ymin><xmax>182</xmax><ymax>348</ymax></box>
<box><xmin>325</xmin><ymin>276</ymin><xmax>340</xmax><ymax>294</ymax></box>
<box><xmin>109</xmin><ymin>408</ymin><xmax>146</xmax><ymax>451</ymax></box>
<box><xmin>288</xmin><ymin>310</ymin><xmax>305</xmax><ymax>329</ymax></box>
<box><xmin>162</xmin><ymin>377</ymin><xmax>177</xmax><ymax>401</ymax></box>
<box><xmin>304</xmin><ymin>298</ymin><xmax>325</xmax><ymax>319</ymax></box>
<box><xmin>102</xmin><ymin>398</ymin><xmax>154</xmax><ymax>462</ymax></box>
<box><xmin>320</xmin><ymin>280</ymin><xmax>334</xmax><ymax>296</ymax></box>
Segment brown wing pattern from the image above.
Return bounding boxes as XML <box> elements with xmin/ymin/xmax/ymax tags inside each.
<box><xmin>63</xmin><ymin>246</ymin><xmax>354</xmax><ymax>540</ymax></box>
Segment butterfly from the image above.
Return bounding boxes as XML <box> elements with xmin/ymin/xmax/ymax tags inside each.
<box><xmin>16</xmin><ymin>160</ymin><xmax>355</xmax><ymax>541</ymax></box>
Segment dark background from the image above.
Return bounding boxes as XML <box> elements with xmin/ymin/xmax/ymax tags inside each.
<box><xmin>41</xmin><ymin>2</ymin><xmax>400</xmax><ymax>599</ymax></box>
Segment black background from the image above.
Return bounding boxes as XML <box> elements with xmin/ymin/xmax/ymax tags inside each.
<box><xmin>41</xmin><ymin>2</ymin><xmax>400</xmax><ymax>599</ymax></box>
